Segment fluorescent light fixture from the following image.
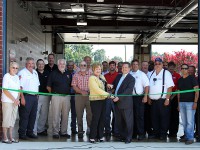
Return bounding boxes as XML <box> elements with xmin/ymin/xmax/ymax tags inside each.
<box><xmin>97</xmin><ymin>0</ymin><xmax>104</xmax><ymax>2</ymax></box>
<box><xmin>77</xmin><ymin>21</ymin><xmax>87</xmax><ymax>26</ymax></box>
<box><xmin>71</xmin><ymin>4</ymin><xmax>84</xmax><ymax>12</ymax></box>
<box><xmin>61</xmin><ymin>9</ymin><xmax>71</xmax><ymax>12</ymax></box>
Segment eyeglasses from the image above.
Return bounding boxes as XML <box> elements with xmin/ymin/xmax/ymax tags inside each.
<box><xmin>12</xmin><ymin>67</ymin><xmax>18</xmax><ymax>70</ymax></box>
<box><xmin>181</xmin><ymin>68</ymin><xmax>188</xmax><ymax>70</ymax></box>
<box><xmin>80</xmin><ymin>64</ymin><xmax>87</xmax><ymax>67</ymax></box>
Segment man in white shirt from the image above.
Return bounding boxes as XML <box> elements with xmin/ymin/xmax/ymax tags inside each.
<box><xmin>18</xmin><ymin>57</ymin><xmax>40</xmax><ymax>140</ymax></box>
<box><xmin>148</xmin><ymin>58</ymin><xmax>174</xmax><ymax>140</ymax></box>
<box><xmin>130</xmin><ymin>59</ymin><xmax>149</xmax><ymax>140</ymax></box>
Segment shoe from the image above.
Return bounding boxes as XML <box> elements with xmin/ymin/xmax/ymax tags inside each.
<box><xmin>27</xmin><ymin>133</ymin><xmax>38</xmax><ymax>139</ymax></box>
<box><xmin>179</xmin><ymin>138</ymin><xmax>186</xmax><ymax>142</ymax></box>
<box><xmin>98</xmin><ymin>138</ymin><xmax>104</xmax><ymax>142</ymax></box>
<box><xmin>38</xmin><ymin>130</ymin><xmax>48</xmax><ymax>136</ymax></box>
<box><xmin>185</xmin><ymin>140</ymin><xmax>194</xmax><ymax>145</ymax></box>
<box><xmin>89</xmin><ymin>139</ymin><xmax>96</xmax><ymax>143</ymax></box>
<box><xmin>180</xmin><ymin>135</ymin><xmax>185</xmax><ymax>139</ymax></box>
<box><xmin>2</xmin><ymin>139</ymin><xmax>12</xmax><ymax>144</ymax></box>
<box><xmin>138</xmin><ymin>135</ymin><xmax>145</xmax><ymax>140</ymax></box>
<box><xmin>60</xmin><ymin>134</ymin><xmax>71</xmax><ymax>138</ymax></box>
<box><xmin>19</xmin><ymin>135</ymin><xmax>28</xmax><ymax>140</ymax></box>
<box><xmin>125</xmin><ymin>139</ymin><xmax>132</xmax><ymax>144</ymax></box>
<box><xmin>72</xmin><ymin>130</ymin><xmax>78</xmax><ymax>134</ymax></box>
<box><xmin>11</xmin><ymin>138</ymin><xmax>19</xmax><ymax>143</ymax></box>
<box><xmin>53</xmin><ymin>134</ymin><xmax>60</xmax><ymax>139</ymax></box>
<box><xmin>78</xmin><ymin>133</ymin><xmax>84</xmax><ymax>139</ymax></box>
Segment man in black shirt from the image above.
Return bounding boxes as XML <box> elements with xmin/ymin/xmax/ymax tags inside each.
<box><xmin>178</xmin><ymin>64</ymin><xmax>199</xmax><ymax>145</ymax></box>
<box><xmin>34</xmin><ymin>59</ymin><xmax>50</xmax><ymax>136</ymax></box>
<box><xmin>47</xmin><ymin>59</ymin><xmax>72</xmax><ymax>139</ymax></box>
<box><xmin>45</xmin><ymin>54</ymin><xmax>58</xmax><ymax>73</ymax></box>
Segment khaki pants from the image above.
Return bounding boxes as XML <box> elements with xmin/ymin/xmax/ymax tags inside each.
<box><xmin>2</xmin><ymin>102</ymin><xmax>18</xmax><ymax>128</ymax></box>
<box><xmin>51</xmin><ymin>95</ymin><xmax>71</xmax><ymax>135</ymax></box>
<box><xmin>75</xmin><ymin>95</ymin><xmax>92</xmax><ymax>132</ymax></box>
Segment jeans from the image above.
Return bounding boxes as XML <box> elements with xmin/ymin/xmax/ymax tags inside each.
<box><xmin>105</xmin><ymin>98</ymin><xmax>118</xmax><ymax>134</ymax></box>
<box><xmin>179</xmin><ymin>102</ymin><xmax>196</xmax><ymax>140</ymax></box>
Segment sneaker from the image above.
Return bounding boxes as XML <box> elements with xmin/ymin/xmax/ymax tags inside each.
<box><xmin>185</xmin><ymin>140</ymin><xmax>194</xmax><ymax>145</ymax></box>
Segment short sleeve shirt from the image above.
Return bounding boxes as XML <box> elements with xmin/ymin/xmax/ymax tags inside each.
<box><xmin>18</xmin><ymin>68</ymin><xmax>40</xmax><ymax>93</ymax></box>
<box><xmin>47</xmin><ymin>70</ymin><xmax>71</xmax><ymax>94</ymax></box>
<box><xmin>130</xmin><ymin>70</ymin><xmax>149</xmax><ymax>95</ymax></box>
<box><xmin>178</xmin><ymin>75</ymin><xmax>198</xmax><ymax>102</ymax></box>
<box><xmin>172</xmin><ymin>72</ymin><xmax>181</xmax><ymax>92</ymax></box>
<box><xmin>1</xmin><ymin>73</ymin><xmax>20</xmax><ymax>103</ymax></box>
<box><xmin>104</xmin><ymin>71</ymin><xmax>118</xmax><ymax>84</ymax></box>
<box><xmin>149</xmin><ymin>69</ymin><xmax>174</xmax><ymax>100</ymax></box>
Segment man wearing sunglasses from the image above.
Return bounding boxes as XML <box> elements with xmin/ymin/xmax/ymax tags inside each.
<box><xmin>148</xmin><ymin>57</ymin><xmax>174</xmax><ymax>141</ymax></box>
<box><xmin>72</xmin><ymin>61</ymin><xmax>92</xmax><ymax>138</ymax></box>
<box><xmin>178</xmin><ymin>64</ymin><xmax>199</xmax><ymax>145</ymax></box>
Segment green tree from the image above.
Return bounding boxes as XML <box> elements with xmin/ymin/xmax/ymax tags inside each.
<box><xmin>111</xmin><ymin>56</ymin><xmax>123</xmax><ymax>62</ymax></box>
<box><xmin>92</xmin><ymin>49</ymin><xmax>106</xmax><ymax>63</ymax></box>
<box><xmin>65</xmin><ymin>44</ymin><xmax>93</xmax><ymax>64</ymax></box>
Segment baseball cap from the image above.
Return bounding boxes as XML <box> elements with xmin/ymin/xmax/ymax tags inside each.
<box><xmin>155</xmin><ymin>57</ymin><xmax>163</xmax><ymax>63</ymax></box>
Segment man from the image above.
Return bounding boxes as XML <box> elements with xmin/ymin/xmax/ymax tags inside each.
<box><xmin>47</xmin><ymin>59</ymin><xmax>71</xmax><ymax>139</ymax></box>
<box><xmin>167</xmin><ymin>61</ymin><xmax>181</xmax><ymax>138</ymax></box>
<box><xmin>34</xmin><ymin>59</ymin><xmax>51</xmax><ymax>136</ymax></box>
<box><xmin>102</xmin><ymin>61</ymin><xmax>109</xmax><ymax>75</ymax></box>
<box><xmin>18</xmin><ymin>57</ymin><xmax>40</xmax><ymax>140</ymax></box>
<box><xmin>72</xmin><ymin>61</ymin><xmax>92</xmax><ymax>138</ymax></box>
<box><xmin>130</xmin><ymin>59</ymin><xmax>149</xmax><ymax>140</ymax></box>
<box><xmin>76</xmin><ymin>56</ymin><xmax>93</xmax><ymax>74</ymax></box>
<box><xmin>104</xmin><ymin>61</ymin><xmax>119</xmax><ymax>137</ymax></box>
<box><xmin>66</xmin><ymin>60</ymin><xmax>77</xmax><ymax>134</ymax></box>
<box><xmin>141</xmin><ymin>61</ymin><xmax>149</xmax><ymax>74</ymax></box>
<box><xmin>148</xmin><ymin>58</ymin><xmax>174</xmax><ymax>140</ymax></box>
<box><xmin>163</xmin><ymin>61</ymin><xmax>168</xmax><ymax>70</ymax></box>
<box><xmin>178</xmin><ymin>64</ymin><xmax>199</xmax><ymax>145</ymax></box>
<box><xmin>188</xmin><ymin>65</ymin><xmax>196</xmax><ymax>77</ymax></box>
<box><xmin>113</xmin><ymin>62</ymin><xmax>135</xmax><ymax>144</ymax></box>
<box><xmin>45</xmin><ymin>54</ymin><xmax>58</xmax><ymax>73</ymax></box>
<box><xmin>117</xmin><ymin>62</ymin><xmax>123</xmax><ymax>74</ymax></box>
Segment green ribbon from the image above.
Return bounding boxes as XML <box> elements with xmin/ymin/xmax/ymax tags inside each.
<box><xmin>0</xmin><ymin>87</ymin><xmax>199</xmax><ymax>97</ymax></box>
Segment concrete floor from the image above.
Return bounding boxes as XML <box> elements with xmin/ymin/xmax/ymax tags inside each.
<box><xmin>2</xmin><ymin>103</ymin><xmax>200</xmax><ymax>150</ymax></box>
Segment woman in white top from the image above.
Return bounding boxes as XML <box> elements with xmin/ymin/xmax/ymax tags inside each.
<box><xmin>1</xmin><ymin>62</ymin><xmax>20</xmax><ymax>144</ymax></box>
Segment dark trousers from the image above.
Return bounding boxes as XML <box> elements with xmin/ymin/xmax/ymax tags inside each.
<box><xmin>144</xmin><ymin>103</ymin><xmax>153</xmax><ymax>135</ymax></box>
<box><xmin>169</xmin><ymin>95</ymin><xmax>179</xmax><ymax>136</ymax></box>
<box><xmin>105</xmin><ymin>98</ymin><xmax>118</xmax><ymax>134</ymax></box>
<box><xmin>115</xmin><ymin>106</ymin><xmax>133</xmax><ymax>140</ymax></box>
<box><xmin>133</xmin><ymin>96</ymin><xmax>145</xmax><ymax>136</ymax></box>
<box><xmin>70</xmin><ymin>95</ymin><xmax>77</xmax><ymax>131</ymax></box>
<box><xmin>18</xmin><ymin>95</ymin><xmax>38</xmax><ymax>136</ymax></box>
<box><xmin>151</xmin><ymin>99</ymin><xmax>170</xmax><ymax>137</ymax></box>
<box><xmin>90</xmin><ymin>100</ymin><xmax>106</xmax><ymax>139</ymax></box>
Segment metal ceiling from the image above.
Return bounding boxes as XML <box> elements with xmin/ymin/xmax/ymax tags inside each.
<box><xmin>24</xmin><ymin>0</ymin><xmax>198</xmax><ymax>43</ymax></box>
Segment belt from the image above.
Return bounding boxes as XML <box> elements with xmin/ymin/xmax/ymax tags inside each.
<box><xmin>24</xmin><ymin>93</ymin><xmax>37</xmax><ymax>96</ymax></box>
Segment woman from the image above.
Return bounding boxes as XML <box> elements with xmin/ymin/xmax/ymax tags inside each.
<box><xmin>88</xmin><ymin>63</ymin><xmax>113</xmax><ymax>143</ymax></box>
<box><xmin>1</xmin><ymin>62</ymin><xmax>20</xmax><ymax>144</ymax></box>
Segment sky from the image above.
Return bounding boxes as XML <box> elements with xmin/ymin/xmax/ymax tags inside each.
<box><xmin>92</xmin><ymin>44</ymin><xmax>198</xmax><ymax>61</ymax></box>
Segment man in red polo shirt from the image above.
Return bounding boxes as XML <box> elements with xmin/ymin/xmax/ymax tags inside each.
<box><xmin>104</xmin><ymin>61</ymin><xmax>119</xmax><ymax>138</ymax></box>
<box><xmin>168</xmin><ymin>61</ymin><xmax>181</xmax><ymax>138</ymax></box>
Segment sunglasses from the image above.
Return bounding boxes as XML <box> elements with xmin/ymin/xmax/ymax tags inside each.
<box><xmin>80</xmin><ymin>64</ymin><xmax>87</xmax><ymax>67</ymax></box>
<box><xmin>181</xmin><ymin>68</ymin><xmax>188</xmax><ymax>70</ymax></box>
<box><xmin>12</xmin><ymin>67</ymin><xmax>18</xmax><ymax>69</ymax></box>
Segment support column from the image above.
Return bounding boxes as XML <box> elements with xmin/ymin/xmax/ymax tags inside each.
<box><xmin>134</xmin><ymin>44</ymin><xmax>151</xmax><ymax>62</ymax></box>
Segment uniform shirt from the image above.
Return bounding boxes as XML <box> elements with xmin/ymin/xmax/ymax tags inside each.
<box><xmin>172</xmin><ymin>71</ymin><xmax>181</xmax><ymax>92</ymax></box>
<box><xmin>47</xmin><ymin>69</ymin><xmax>71</xmax><ymax>94</ymax></box>
<box><xmin>149</xmin><ymin>69</ymin><xmax>174</xmax><ymax>100</ymax></box>
<box><xmin>18</xmin><ymin>68</ymin><xmax>40</xmax><ymax>93</ymax></box>
<box><xmin>130</xmin><ymin>70</ymin><xmax>149</xmax><ymax>95</ymax></box>
<box><xmin>178</xmin><ymin>75</ymin><xmax>198</xmax><ymax>102</ymax></box>
<box><xmin>37</xmin><ymin>69</ymin><xmax>50</xmax><ymax>93</ymax></box>
<box><xmin>1</xmin><ymin>73</ymin><xmax>20</xmax><ymax>103</ymax></box>
<box><xmin>44</xmin><ymin>64</ymin><xmax>58</xmax><ymax>73</ymax></box>
<box><xmin>104</xmin><ymin>71</ymin><xmax>118</xmax><ymax>84</ymax></box>
<box><xmin>71</xmin><ymin>71</ymin><xmax>92</xmax><ymax>92</ymax></box>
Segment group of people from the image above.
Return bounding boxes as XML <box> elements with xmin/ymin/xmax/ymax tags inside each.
<box><xmin>1</xmin><ymin>54</ymin><xmax>199</xmax><ymax>145</ymax></box>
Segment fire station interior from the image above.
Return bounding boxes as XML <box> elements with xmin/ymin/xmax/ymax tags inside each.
<box><xmin>8</xmin><ymin>0</ymin><xmax>198</xmax><ymax>142</ymax></box>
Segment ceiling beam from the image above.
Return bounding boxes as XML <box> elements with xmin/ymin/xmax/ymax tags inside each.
<box><xmin>25</xmin><ymin>0</ymin><xmax>190</xmax><ymax>7</ymax></box>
